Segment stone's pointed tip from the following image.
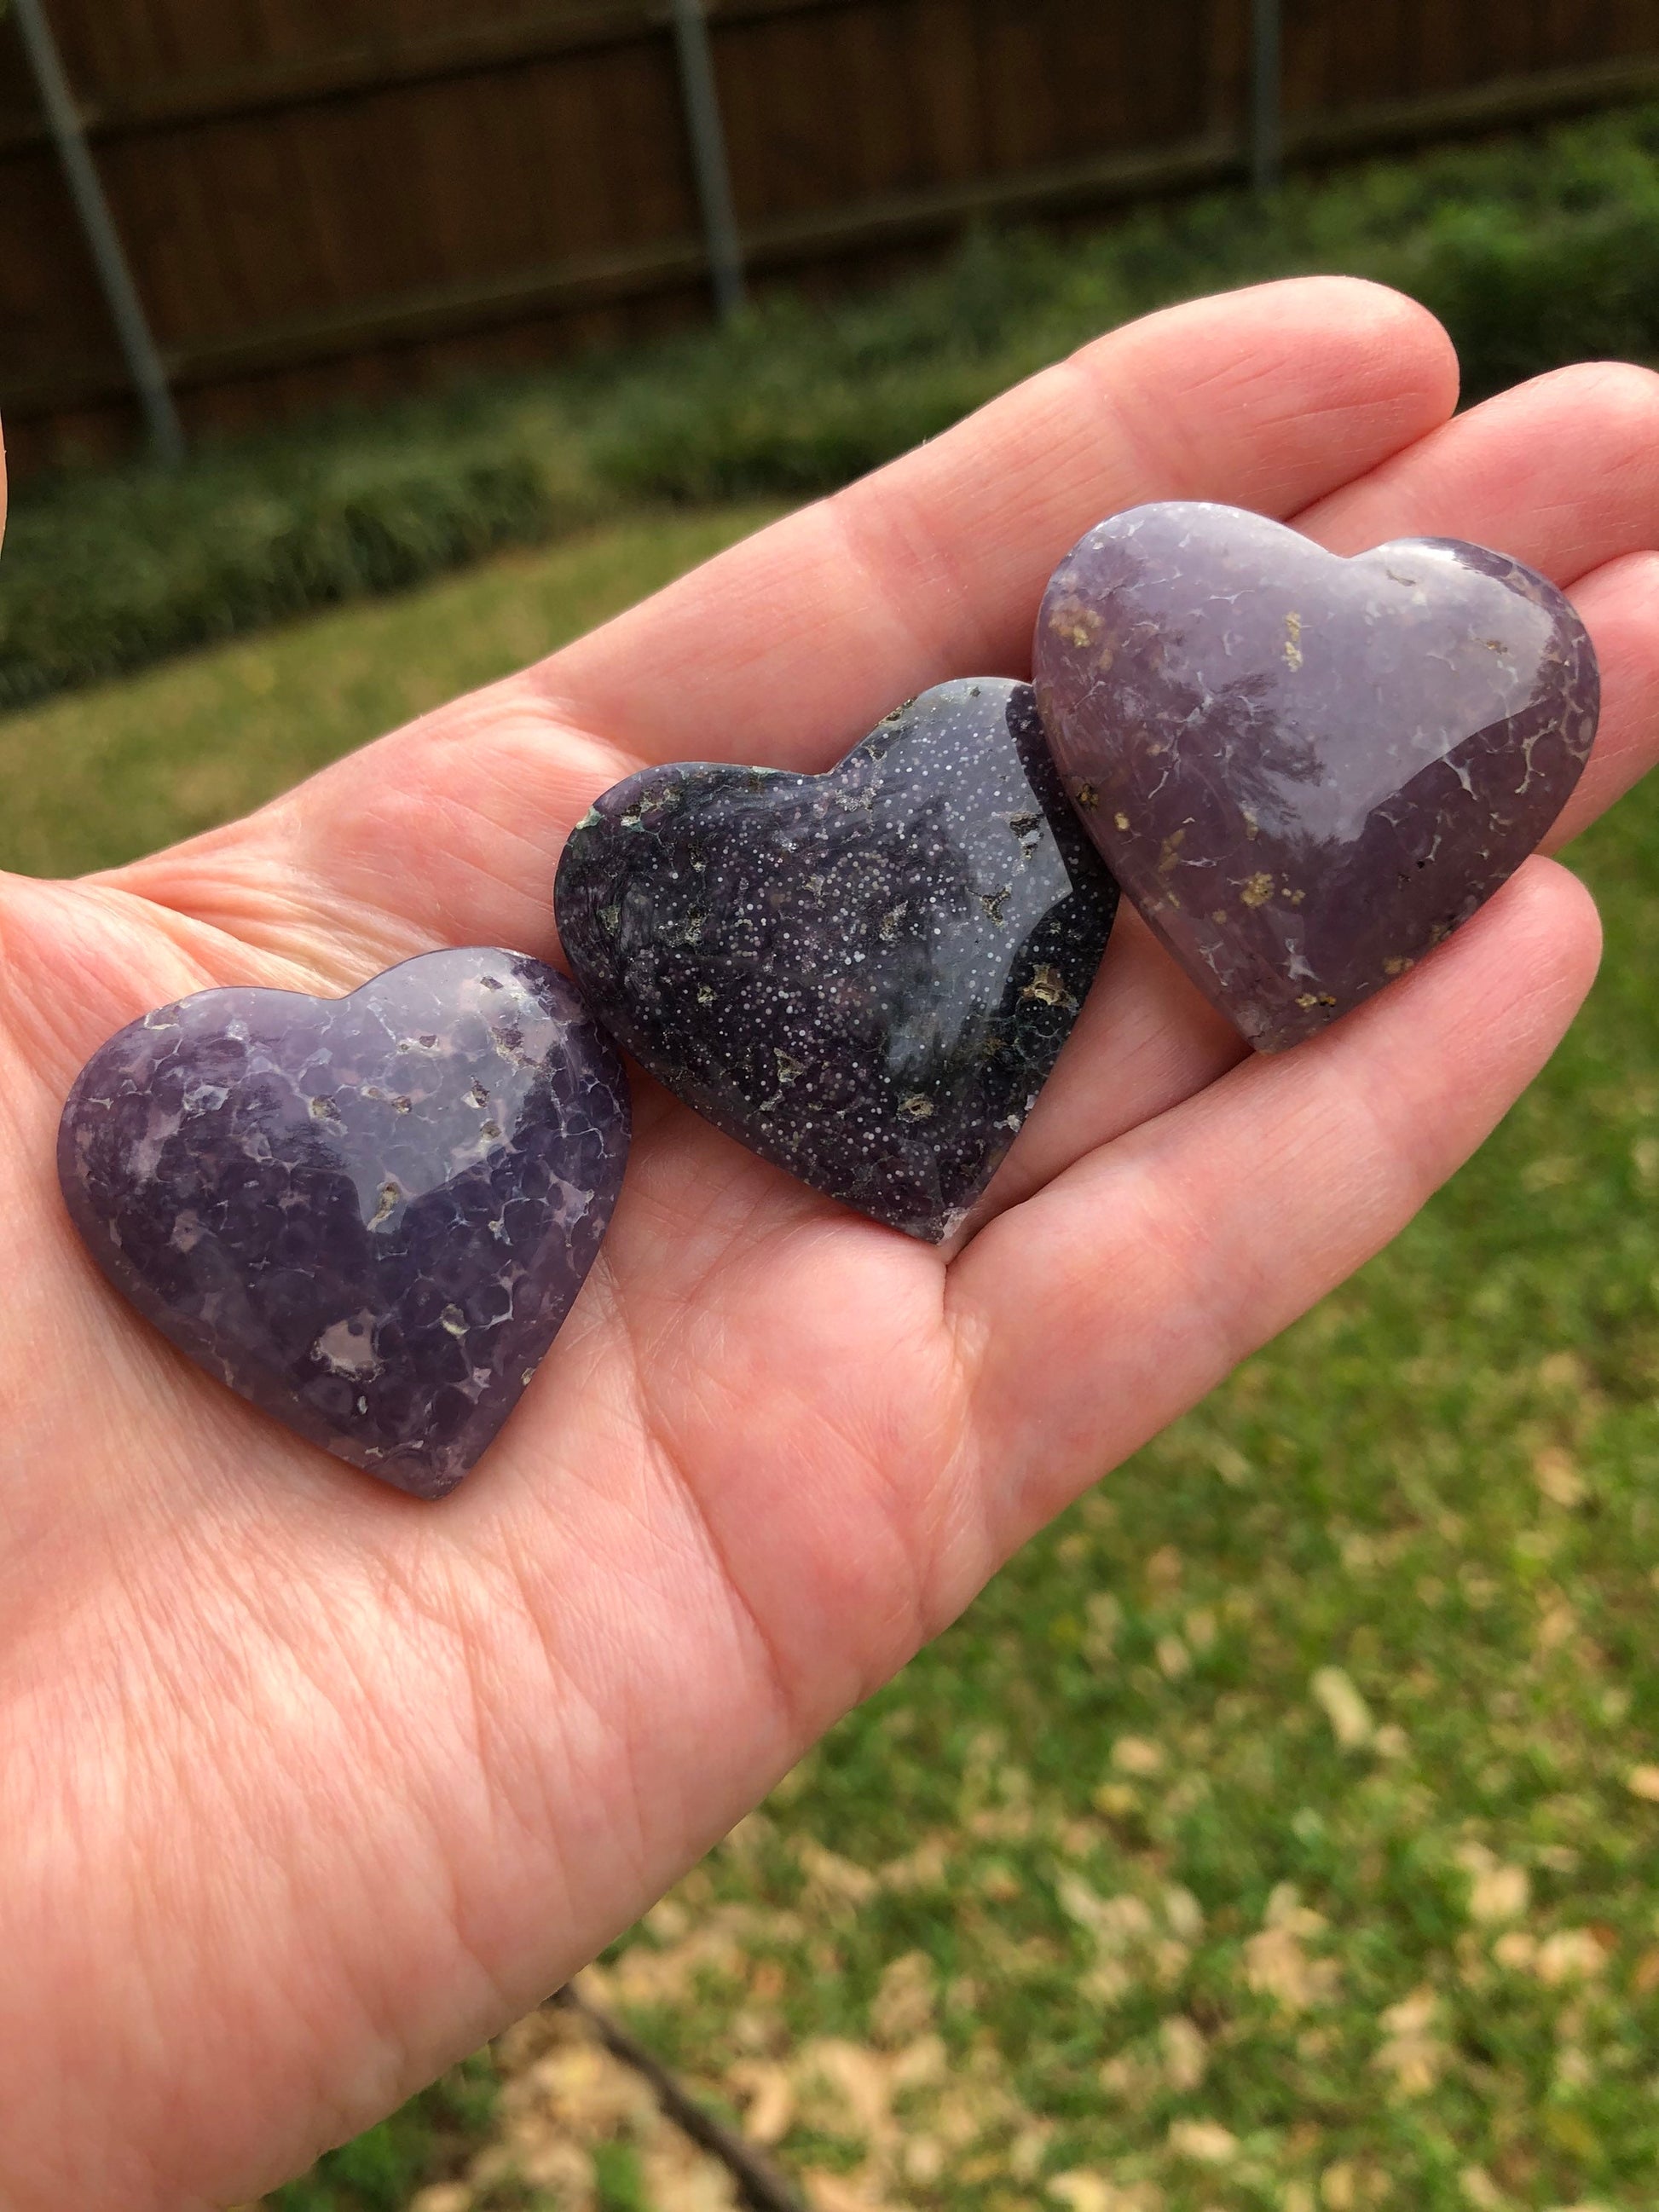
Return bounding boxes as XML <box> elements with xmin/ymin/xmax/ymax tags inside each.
<box><xmin>555</xmin><ymin>679</ymin><xmax>1118</xmax><ymax>1239</ymax></box>
<box><xmin>358</xmin><ymin>1453</ymin><xmax>473</xmax><ymax>1503</ymax></box>
<box><xmin>58</xmin><ymin>946</ymin><xmax>631</xmax><ymax>1496</ymax></box>
<box><xmin>1032</xmin><ymin>502</ymin><xmax>1598</xmax><ymax>1050</ymax></box>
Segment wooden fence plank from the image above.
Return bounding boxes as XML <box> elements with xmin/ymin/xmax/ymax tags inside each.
<box><xmin>7</xmin><ymin>0</ymin><xmax>1659</xmax><ymax>470</ymax></box>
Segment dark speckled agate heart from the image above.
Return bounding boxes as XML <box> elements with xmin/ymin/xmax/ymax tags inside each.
<box><xmin>1033</xmin><ymin>503</ymin><xmax>1598</xmax><ymax>1051</ymax></box>
<box><xmin>556</xmin><ymin>679</ymin><xmax>1118</xmax><ymax>1240</ymax></box>
<box><xmin>58</xmin><ymin>949</ymin><xmax>630</xmax><ymax>1498</ymax></box>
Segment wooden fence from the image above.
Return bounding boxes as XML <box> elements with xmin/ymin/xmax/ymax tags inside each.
<box><xmin>6</xmin><ymin>0</ymin><xmax>1659</xmax><ymax>473</ymax></box>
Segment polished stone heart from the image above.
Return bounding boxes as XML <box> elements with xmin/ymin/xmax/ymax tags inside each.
<box><xmin>555</xmin><ymin>679</ymin><xmax>1118</xmax><ymax>1240</ymax></box>
<box><xmin>1032</xmin><ymin>502</ymin><xmax>1598</xmax><ymax>1050</ymax></box>
<box><xmin>58</xmin><ymin>949</ymin><xmax>630</xmax><ymax>1498</ymax></box>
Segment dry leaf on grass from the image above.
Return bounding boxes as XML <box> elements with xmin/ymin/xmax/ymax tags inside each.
<box><xmin>795</xmin><ymin>1838</ymin><xmax>880</xmax><ymax>1911</ymax></box>
<box><xmin>640</xmin><ymin>2134</ymin><xmax>742</xmax><ymax>2212</ymax></box>
<box><xmin>1244</xmin><ymin>1885</ymin><xmax>1341</xmax><ymax>2013</ymax></box>
<box><xmin>408</xmin><ymin>2188</ymin><xmax>474</xmax><ymax>2212</ymax></box>
<box><xmin>456</xmin><ymin>1996</ymin><xmax>752</xmax><ymax>2212</ymax></box>
<box><xmin>1456</xmin><ymin>1843</ymin><xmax>1530</xmax><ymax>1924</ymax></box>
<box><xmin>1535</xmin><ymin>1927</ymin><xmax>1611</xmax><ymax>1984</ymax></box>
<box><xmin>1373</xmin><ymin>1986</ymin><xmax>1450</xmax><ymax>2095</ymax></box>
<box><xmin>1049</xmin><ymin>2172</ymin><xmax>1162</xmax><ymax>2212</ymax></box>
<box><xmin>1311</xmin><ymin>1666</ymin><xmax>1374</xmax><ymax>1751</ymax></box>
<box><xmin>726</xmin><ymin>2059</ymin><xmax>795</xmax><ymax>2146</ymax></box>
<box><xmin>870</xmin><ymin>1950</ymin><xmax>936</xmax><ymax>2044</ymax></box>
<box><xmin>1159</xmin><ymin>2014</ymin><xmax>1208</xmax><ymax>2091</ymax></box>
<box><xmin>1533</xmin><ymin>1446</ymin><xmax>1587</xmax><ymax>1508</ymax></box>
<box><xmin>802</xmin><ymin>2168</ymin><xmax>899</xmax><ymax>2212</ymax></box>
<box><xmin>1168</xmin><ymin>2117</ymin><xmax>1238</xmax><ymax>2163</ymax></box>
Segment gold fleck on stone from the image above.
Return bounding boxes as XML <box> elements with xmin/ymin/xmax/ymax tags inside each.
<box><xmin>1021</xmin><ymin>964</ymin><xmax>1077</xmax><ymax>1009</ymax></box>
<box><xmin>1240</xmin><ymin>871</ymin><xmax>1275</xmax><ymax>907</ymax></box>
<box><xmin>1047</xmin><ymin>596</ymin><xmax>1103</xmax><ymax>649</ymax></box>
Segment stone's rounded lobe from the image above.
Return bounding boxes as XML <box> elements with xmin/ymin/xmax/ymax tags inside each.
<box><xmin>57</xmin><ymin>949</ymin><xmax>630</xmax><ymax>1499</ymax></box>
<box><xmin>1033</xmin><ymin>502</ymin><xmax>1599</xmax><ymax>1051</ymax></box>
<box><xmin>555</xmin><ymin>679</ymin><xmax>1119</xmax><ymax>1242</ymax></box>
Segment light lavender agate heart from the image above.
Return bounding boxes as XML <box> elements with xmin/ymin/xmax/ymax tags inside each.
<box><xmin>58</xmin><ymin>949</ymin><xmax>630</xmax><ymax>1498</ymax></box>
<box><xmin>1033</xmin><ymin>503</ymin><xmax>1598</xmax><ymax>1050</ymax></box>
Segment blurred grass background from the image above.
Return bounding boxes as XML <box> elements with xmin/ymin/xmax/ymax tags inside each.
<box><xmin>0</xmin><ymin>506</ymin><xmax>779</xmax><ymax>878</ymax></box>
<box><xmin>6</xmin><ymin>104</ymin><xmax>1659</xmax><ymax>2212</ymax></box>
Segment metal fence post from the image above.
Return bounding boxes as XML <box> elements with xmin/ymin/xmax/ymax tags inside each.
<box><xmin>1250</xmin><ymin>0</ymin><xmax>1283</xmax><ymax>195</ymax></box>
<box><xmin>11</xmin><ymin>0</ymin><xmax>185</xmax><ymax>460</ymax></box>
<box><xmin>668</xmin><ymin>0</ymin><xmax>746</xmax><ymax>319</ymax></box>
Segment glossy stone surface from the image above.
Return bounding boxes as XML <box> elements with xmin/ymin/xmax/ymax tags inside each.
<box><xmin>1033</xmin><ymin>503</ymin><xmax>1598</xmax><ymax>1050</ymax></box>
<box><xmin>59</xmin><ymin>949</ymin><xmax>629</xmax><ymax>1498</ymax></box>
<box><xmin>555</xmin><ymin>679</ymin><xmax>1118</xmax><ymax>1240</ymax></box>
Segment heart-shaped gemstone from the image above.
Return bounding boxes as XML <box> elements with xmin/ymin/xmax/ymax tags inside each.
<box><xmin>1032</xmin><ymin>503</ymin><xmax>1598</xmax><ymax>1050</ymax></box>
<box><xmin>554</xmin><ymin>679</ymin><xmax>1118</xmax><ymax>1240</ymax></box>
<box><xmin>58</xmin><ymin>948</ymin><xmax>630</xmax><ymax>1498</ymax></box>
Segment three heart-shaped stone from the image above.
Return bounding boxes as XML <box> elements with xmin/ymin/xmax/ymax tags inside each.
<box><xmin>1033</xmin><ymin>503</ymin><xmax>1598</xmax><ymax>1049</ymax></box>
<box><xmin>57</xmin><ymin>506</ymin><xmax>1604</xmax><ymax>1497</ymax></box>
<box><xmin>555</xmin><ymin>679</ymin><xmax>1119</xmax><ymax>1239</ymax></box>
<box><xmin>58</xmin><ymin>948</ymin><xmax>629</xmax><ymax>1497</ymax></box>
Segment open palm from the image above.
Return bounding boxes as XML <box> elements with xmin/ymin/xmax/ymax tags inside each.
<box><xmin>5</xmin><ymin>277</ymin><xmax>1659</xmax><ymax>2212</ymax></box>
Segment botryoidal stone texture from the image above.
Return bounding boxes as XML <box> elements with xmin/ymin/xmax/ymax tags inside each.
<box><xmin>555</xmin><ymin>679</ymin><xmax>1119</xmax><ymax>1240</ymax></box>
<box><xmin>58</xmin><ymin>949</ymin><xmax>630</xmax><ymax>1498</ymax></box>
<box><xmin>1033</xmin><ymin>502</ymin><xmax>1599</xmax><ymax>1051</ymax></box>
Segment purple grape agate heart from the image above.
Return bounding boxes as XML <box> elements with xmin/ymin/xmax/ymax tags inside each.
<box><xmin>1032</xmin><ymin>503</ymin><xmax>1599</xmax><ymax>1050</ymax></box>
<box><xmin>57</xmin><ymin>948</ymin><xmax>630</xmax><ymax>1499</ymax></box>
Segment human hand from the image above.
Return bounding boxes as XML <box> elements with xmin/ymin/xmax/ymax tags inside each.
<box><xmin>3</xmin><ymin>276</ymin><xmax>1658</xmax><ymax>2209</ymax></box>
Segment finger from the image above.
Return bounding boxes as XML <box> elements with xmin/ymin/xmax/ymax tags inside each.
<box><xmin>110</xmin><ymin>280</ymin><xmax>1456</xmax><ymax>965</ymax></box>
<box><xmin>1546</xmin><ymin>551</ymin><xmax>1659</xmax><ymax>844</ymax></box>
<box><xmin>1299</xmin><ymin>360</ymin><xmax>1659</xmax><ymax>577</ymax></box>
<box><xmin>542</xmin><ymin>276</ymin><xmax>1455</xmax><ymax>770</ymax></box>
<box><xmin>950</xmin><ymin>856</ymin><xmax>1601</xmax><ymax>1543</ymax></box>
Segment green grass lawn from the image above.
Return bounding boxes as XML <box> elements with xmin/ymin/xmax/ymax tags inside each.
<box><xmin>7</xmin><ymin>514</ymin><xmax>1659</xmax><ymax>2211</ymax></box>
